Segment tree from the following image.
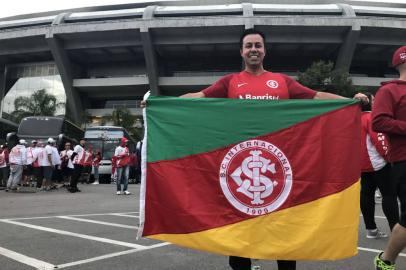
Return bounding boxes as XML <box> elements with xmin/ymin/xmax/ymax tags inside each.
<box><xmin>12</xmin><ymin>89</ymin><xmax>64</xmax><ymax>122</ymax></box>
<box><xmin>297</xmin><ymin>61</ymin><xmax>359</xmax><ymax>97</ymax></box>
<box><xmin>79</xmin><ymin>111</ymin><xmax>94</xmax><ymax>128</ymax></box>
<box><xmin>103</xmin><ymin>107</ymin><xmax>143</xmax><ymax>141</ymax></box>
<box><xmin>104</xmin><ymin>107</ymin><xmax>135</xmax><ymax>127</ymax></box>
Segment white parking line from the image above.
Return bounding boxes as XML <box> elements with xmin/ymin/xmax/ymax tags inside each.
<box><xmin>358</xmin><ymin>247</ymin><xmax>406</xmax><ymax>257</ymax></box>
<box><xmin>57</xmin><ymin>216</ymin><xmax>139</xmax><ymax>229</ymax></box>
<box><xmin>109</xmin><ymin>213</ymin><xmax>139</xmax><ymax>218</ymax></box>
<box><xmin>0</xmin><ymin>219</ymin><xmax>145</xmax><ymax>249</ymax></box>
<box><xmin>0</xmin><ymin>246</ymin><xmax>55</xmax><ymax>270</ymax></box>
<box><xmin>8</xmin><ymin>212</ymin><xmax>139</xmax><ymax>221</ymax></box>
<box><xmin>56</xmin><ymin>243</ymin><xmax>169</xmax><ymax>269</ymax></box>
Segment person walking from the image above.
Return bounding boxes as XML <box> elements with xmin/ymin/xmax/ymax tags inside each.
<box><xmin>372</xmin><ymin>45</ymin><xmax>406</xmax><ymax>270</ymax></box>
<box><xmin>6</xmin><ymin>139</ymin><xmax>27</xmax><ymax>192</ymax></box>
<box><xmin>360</xmin><ymin>92</ymin><xmax>399</xmax><ymax>239</ymax></box>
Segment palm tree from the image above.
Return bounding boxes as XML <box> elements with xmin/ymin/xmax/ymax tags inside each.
<box><xmin>102</xmin><ymin>107</ymin><xmax>143</xmax><ymax>140</ymax></box>
<box><xmin>103</xmin><ymin>106</ymin><xmax>135</xmax><ymax>128</ymax></box>
<box><xmin>13</xmin><ymin>89</ymin><xmax>64</xmax><ymax>122</ymax></box>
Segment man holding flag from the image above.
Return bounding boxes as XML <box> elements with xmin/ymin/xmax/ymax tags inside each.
<box><xmin>141</xmin><ymin>29</ymin><xmax>367</xmax><ymax>270</ymax></box>
<box><xmin>180</xmin><ymin>29</ymin><xmax>366</xmax><ymax>270</ymax></box>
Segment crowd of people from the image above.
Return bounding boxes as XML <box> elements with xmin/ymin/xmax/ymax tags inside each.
<box><xmin>0</xmin><ymin>137</ymin><xmax>140</xmax><ymax>194</ymax></box>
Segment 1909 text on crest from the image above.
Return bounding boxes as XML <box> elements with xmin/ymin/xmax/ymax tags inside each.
<box><xmin>219</xmin><ymin>139</ymin><xmax>293</xmax><ymax>216</ymax></box>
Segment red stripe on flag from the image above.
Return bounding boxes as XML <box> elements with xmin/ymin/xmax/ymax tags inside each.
<box><xmin>143</xmin><ymin>105</ymin><xmax>360</xmax><ymax>236</ymax></box>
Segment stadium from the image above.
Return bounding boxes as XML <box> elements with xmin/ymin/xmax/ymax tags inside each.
<box><xmin>0</xmin><ymin>0</ymin><xmax>404</xmax><ymax>125</ymax></box>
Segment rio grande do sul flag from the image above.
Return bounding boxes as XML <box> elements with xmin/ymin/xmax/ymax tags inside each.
<box><xmin>138</xmin><ymin>96</ymin><xmax>361</xmax><ymax>260</ymax></box>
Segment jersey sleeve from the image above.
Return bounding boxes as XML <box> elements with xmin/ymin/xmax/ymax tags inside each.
<box><xmin>364</xmin><ymin>113</ymin><xmax>389</xmax><ymax>158</ymax></box>
<box><xmin>202</xmin><ymin>74</ymin><xmax>233</xmax><ymax>98</ymax></box>
<box><xmin>372</xmin><ymin>85</ymin><xmax>406</xmax><ymax>135</ymax></box>
<box><xmin>282</xmin><ymin>75</ymin><xmax>317</xmax><ymax>99</ymax></box>
<box><xmin>45</xmin><ymin>145</ymin><xmax>53</xmax><ymax>155</ymax></box>
<box><xmin>73</xmin><ymin>145</ymin><xmax>81</xmax><ymax>154</ymax></box>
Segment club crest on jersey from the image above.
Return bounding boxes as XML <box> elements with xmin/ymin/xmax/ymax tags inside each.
<box><xmin>219</xmin><ymin>139</ymin><xmax>293</xmax><ymax>216</ymax></box>
<box><xmin>266</xmin><ymin>80</ymin><xmax>279</xmax><ymax>89</ymax></box>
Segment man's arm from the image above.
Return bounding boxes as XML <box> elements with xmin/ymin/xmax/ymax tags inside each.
<box><xmin>314</xmin><ymin>91</ymin><xmax>368</xmax><ymax>103</ymax></box>
<box><xmin>284</xmin><ymin>75</ymin><xmax>368</xmax><ymax>102</ymax></box>
<box><xmin>179</xmin><ymin>92</ymin><xmax>206</xmax><ymax>98</ymax></box>
<box><xmin>140</xmin><ymin>91</ymin><xmax>205</xmax><ymax>107</ymax></box>
<box><xmin>313</xmin><ymin>91</ymin><xmax>346</xmax><ymax>100</ymax></box>
<box><xmin>372</xmin><ymin>88</ymin><xmax>406</xmax><ymax>135</ymax></box>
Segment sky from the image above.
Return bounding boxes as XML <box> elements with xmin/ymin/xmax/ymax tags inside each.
<box><xmin>0</xmin><ymin>0</ymin><xmax>404</xmax><ymax>19</ymax></box>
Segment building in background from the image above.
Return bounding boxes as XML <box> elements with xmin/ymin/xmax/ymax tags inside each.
<box><xmin>0</xmin><ymin>0</ymin><xmax>404</xmax><ymax>125</ymax></box>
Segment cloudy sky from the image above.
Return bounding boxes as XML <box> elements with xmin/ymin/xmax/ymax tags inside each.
<box><xmin>0</xmin><ymin>0</ymin><xmax>404</xmax><ymax>19</ymax></box>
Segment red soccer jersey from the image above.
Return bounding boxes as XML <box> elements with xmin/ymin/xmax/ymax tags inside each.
<box><xmin>202</xmin><ymin>71</ymin><xmax>316</xmax><ymax>100</ymax></box>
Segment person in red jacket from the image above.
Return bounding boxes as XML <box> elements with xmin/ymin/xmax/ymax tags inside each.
<box><xmin>0</xmin><ymin>144</ymin><xmax>9</xmax><ymax>189</ymax></box>
<box><xmin>372</xmin><ymin>45</ymin><xmax>406</xmax><ymax>270</ymax></box>
<box><xmin>82</xmin><ymin>144</ymin><xmax>93</xmax><ymax>184</ymax></box>
<box><xmin>114</xmin><ymin>137</ymin><xmax>131</xmax><ymax>195</ymax></box>
<box><xmin>92</xmin><ymin>150</ymin><xmax>101</xmax><ymax>185</ymax></box>
<box><xmin>360</xmin><ymin>92</ymin><xmax>399</xmax><ymax>239</ymax></box>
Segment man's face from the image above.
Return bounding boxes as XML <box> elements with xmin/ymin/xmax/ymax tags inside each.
<box><xmin>80</xmin><ymin>139</ymin><xmax>86</xmax><ymax>146</ymax></box>
<box><xmin>240</xmin><ymin>34</ymin><xmax>266</xmax><ymax>67</ymax></box>
<box><xmin>65</xmin><ymin>143</ymin><xmax>71</xmax><ymax>149</ymax></box>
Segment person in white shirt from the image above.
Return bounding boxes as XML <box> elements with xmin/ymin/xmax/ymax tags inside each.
<box><xmin>6</xmin><ymin>139</ymin><xmax>27</xmax><ymax>191</ymax></box>
<box><xmin>23</xmin><ymin>140</ymin><xmax>37</xmax><ymax>186</ymax></box>
<box><xmin>60</xmin><ymin>142</ymin><xmax>74</xmax><ymax>187</ymax></box>
<box><xmin>39</xmin><ymin>138</ymin><xmax>55</xmax><ymax>191</ymax></box>
<box><xmin>69</xmin><ymin>138</ymin><xmax>86</xmax><ymax>193</ymax></box>
<box><xmin>51</xmin><ymin>142</ymin><xmax>61</xmax><ymax>186</ymax></box>
<box><xmin>31</xmin><ymin>141</ymin><xmax>43</xmax><ymax>188</ymax></box>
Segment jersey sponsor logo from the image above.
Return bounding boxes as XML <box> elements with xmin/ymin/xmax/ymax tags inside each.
<box><xmin>266</xmin><ymin>80</ymin><xmax>279</xmax><ymax>89</ymax></box>
<box><xmin>219</xmin><ymin>139</ymin><xmax>293</xmax><ymax>216</ymax></box>
<box><xmin>237</xmin><ymin>83</ymin><xmax>248</xmax><ymax>88</ymax></box>
<box><xmin>238</xmin><ymin>94</ymin><xmax>279</xmax><ymax>100</ymax></box>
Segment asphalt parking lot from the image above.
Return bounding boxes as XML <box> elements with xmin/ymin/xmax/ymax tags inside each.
<box><xmin>0</xmin><ymin>184</ymin><xmax>405</xmax><ymax>270</ymax></box>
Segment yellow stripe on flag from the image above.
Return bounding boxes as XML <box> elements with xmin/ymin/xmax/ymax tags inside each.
<box><xmin>148</xmin><ymin>181</ymin><xmax>360</xmax><ymax>260</ymax></box>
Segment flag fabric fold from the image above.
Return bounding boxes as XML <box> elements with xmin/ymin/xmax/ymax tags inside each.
<box><xmin>138</xmin><ymin>96</ymin><xmax>361</xmax><ymax>260</ymax></box>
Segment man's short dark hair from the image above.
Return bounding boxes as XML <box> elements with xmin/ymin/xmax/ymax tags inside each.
<box><xmin>239</xmin><ymin>28</ymin><xmax>266</xmax><ymax>49</ymax></box>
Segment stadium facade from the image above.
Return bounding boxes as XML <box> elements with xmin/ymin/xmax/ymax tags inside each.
<box><xmin>0</xmin><ymin>0</ymin><xmax>404</xmax><ymax>125</ymax></box>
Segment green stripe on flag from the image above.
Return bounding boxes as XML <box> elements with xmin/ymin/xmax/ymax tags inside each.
<box><xmin>146</xmin><ymin>96</ymin><xmax>358</xmax><ymax>162</ymax></box>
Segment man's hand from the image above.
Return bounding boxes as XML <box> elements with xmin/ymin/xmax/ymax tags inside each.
<box><xmin>140</xmin><ymin>91</ymin><xmax>205</xmax><ymax>108</ymax></box>
<box><xmin>140</xmin><ymin>100</ymin><xmax>146</xmax><ymax>108</ymax></box>
<box><xmin>353</xmin><ymin>93</ymin><xmax>369</xmax><ymax>105</ymax></box>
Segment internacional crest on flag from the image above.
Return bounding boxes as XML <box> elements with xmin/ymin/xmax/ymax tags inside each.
<box><xmin>138</xmin><ymin>96</ymin><xmax>361</xmax><ymax>260</ymax></box>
